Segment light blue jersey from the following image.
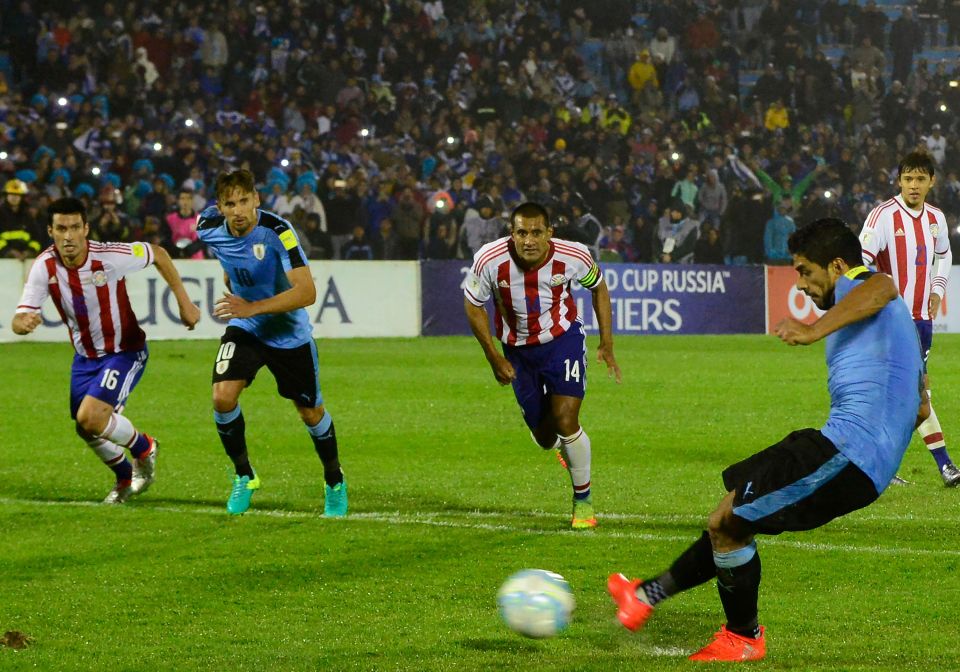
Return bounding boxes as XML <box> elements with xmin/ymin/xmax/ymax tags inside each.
<box><xmin>821</xmin><ymin>270</ymin><xmax>924</xmax><ymax>493</ymax></box>
<box><xmin>198</xmin><ymin>206</ymin><xmax>313</xmax><ymax>349</ymax></box>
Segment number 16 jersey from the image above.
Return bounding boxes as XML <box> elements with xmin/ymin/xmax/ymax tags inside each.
<box><xmin>198</xmin><ymin>206</ymin><xmax>313</xmax><ymax>348</ymax></box>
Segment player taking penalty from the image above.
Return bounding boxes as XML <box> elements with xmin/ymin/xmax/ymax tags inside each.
<box><xmin>609</xmin><ymin>218</ymin><xmax>927</xmax><ymax>661</ymax></box>
<box><xmin>198</xmin><ymin>169</ymin><xmax>346</xmax><ymax>517</ymax></box>
<box><xmin>859</xmin><ymin>151</ymin><xmax>960</xmax><ymax>486</ymax></box>
<box><xmin>12</xmin><ymin>197</ymin><xmax>200</xmax><ymax>503</ymax></box>
<box><xmin>463</xmin><ymin>201</ymin><xmax>621</xmax><ymax>529</ymax></box>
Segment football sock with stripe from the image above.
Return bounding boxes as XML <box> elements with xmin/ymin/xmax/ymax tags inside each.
<box><xmin>215</xmin><ymin>405</ymin><xmax>254</xmax><ymax>478</ymax></box>
<box><xmin>918</xmin><ymin>404</ymin><xmax>954</xmax><ymax>471</ymax></box>
<box><xmin>714</xmin><ymin>542</ymin><xmax>762</xmax><ymax>639</ymax></box>
<box><xmin>99</xmin><ymin>413</ymin><xmax>151</xmax><ymax>458</ymax></box>
<box><xmin>87</xmin><ymin>437</ymin><xmax>133</xmax><ymax>482</ymax></box>
<box><xmin>641</xmin><ymin>531</ymin><xmax>715</xmax><ymax>605</ymax></box>
<box><xmin>307</xmin><ymin>412</ymin><xmax>342</xmax><ymax>487</ymax></box>
<box><xmin>559</xmin><ymin>427</ymin><xmax>591</xmax><ymax>501</ymax></box>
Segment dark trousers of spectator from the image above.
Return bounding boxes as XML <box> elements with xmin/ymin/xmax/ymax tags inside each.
<box><xmin>399</xmin><ymin>237</ymin><xmax>420</xmax><ymax>260</ymax></box>
<box><xmin>892</xmin><ymin>52</ymin><xmax>913</xmax><ymax>86</ymax></box>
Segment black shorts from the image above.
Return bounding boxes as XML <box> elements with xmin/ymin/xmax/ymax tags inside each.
<box><xmin>212</xmin><ymin>327</ymin><xmax>323</xmax><ymax>408</ymax></box>
<box><xmin>722</xmin><ymin>428</ymin><xmax>879</xmax><ymax>535</ymax></box>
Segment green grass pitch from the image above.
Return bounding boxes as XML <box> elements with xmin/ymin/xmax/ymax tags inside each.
<box><xmin>0</xmin><ymin>335</ymin><xmax>958</xmax><ymax>671</ymax></box>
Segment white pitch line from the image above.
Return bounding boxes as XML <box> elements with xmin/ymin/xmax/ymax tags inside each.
<box><xmin>2</xmin><ymin>497</ymin><xmax>959</xmax><ymax>558</ymax></box>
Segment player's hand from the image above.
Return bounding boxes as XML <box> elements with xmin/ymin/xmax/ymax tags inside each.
<box><xmin>596</xmin><ymin>342</ymin><xmax>622</xmax><ymax>383</ymax></box>
<box><xmin>488</xmin><ymin>353</ymin><xmax>516</xmax><ymax>386</ymax></box>
<box><xmin>214</xmin><ymin>291</ymin><xmax>256</xmax><ymax>319</ymax></box>
<box><xmin>929</xmin><ymin>294</ymin><xmax>942</xmax><ymax>319</ymax></box>
<box><xmin>179</xmin><ymin>300</ymin><xmax>201</xmax><ymax>330</ymax></box>
<box><xmin>774</xmin><ymin>317</ymin><xmax>816</xmax><ymax>345</ymax></box>
<box><xmin>12</xmin><ymin>312</ymin><xmax>42</xmax><ymax>335</ymax></box>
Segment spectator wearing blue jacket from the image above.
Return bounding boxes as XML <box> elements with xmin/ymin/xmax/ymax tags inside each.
<box><xmin>764</xmin><ymin>197</ymin><xmax>796</xmax><ymax>264</ymax></box>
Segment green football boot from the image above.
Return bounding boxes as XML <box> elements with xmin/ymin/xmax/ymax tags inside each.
<box><xmin>227</xmin><ymin>473</ymin><xmax>261</xmax><ymax>515</ymax></box>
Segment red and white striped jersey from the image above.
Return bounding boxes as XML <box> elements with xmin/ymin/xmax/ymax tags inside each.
<box><xmin>860</xmin><ymin>195</ymin><xmax>952</xmax><ymax>320</ymax></box>
<box><xmin>463</xmin><ymin>236</ymin><xmax>602</xmax><ymax>346</ymax></box>
<box><xmin>16</xmin><ymin>241</ymin><xmax>154</xmax><ymax>358</ymax></box>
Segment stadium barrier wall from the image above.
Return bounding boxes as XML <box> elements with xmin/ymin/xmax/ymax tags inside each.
<box><xmin>765</xmin><ymin>264</ymin><xmax>960</xmax><ymax>333</ymax></box>
<box><xmin>5</xmin><ymin>258</ymin><xmax>960</xmax><ymax>341</ymax></box>
<box><xmin>0</xmin><ymin>259</ymin><xmax>421</xmax><ymax>342</ymax></box>
<box><xmin>421</xmin><ymin>260</ymin><xmax>766</xmax><ymax>335</ymax></box>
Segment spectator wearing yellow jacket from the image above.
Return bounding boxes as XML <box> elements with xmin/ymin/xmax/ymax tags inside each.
<box><xmin>764</xmin><ymin>98</ymin><xmax>789</xmax><ymax>132</ymax></box>
<box><xmin>628</xmin><ymin>50</ymin><xmax>659</xmax><ymax>98</ymax></box>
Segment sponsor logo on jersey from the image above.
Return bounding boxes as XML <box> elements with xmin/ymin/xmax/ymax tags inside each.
<box><xmin>895</xmin><ymin>227</ymin><xmax>906</xmax><ymax>237</ymax></box>
<box><xmin>549</xmin><ymin>273</ymin><xmax>566</xmax><ymax>286</ymax></box>
<box><xmin>279</xmin><ymin>229</ymin><xmax>298</xmax><ymax>250</ymax></box>
<box><xmin>91</xmin><ymin>270</ymin><xmax>107</xmax><ymax>287</ymax></box>
<box><xmin>132</xmin><ymin>243</ymin><xmax>146</xmax><ymax>258</ymax></box>
<box><xmin>253</xmin><ymin>243</ymin><xmax>266</xmax><ymax>260</ymax></box>
<box><xmin>216</xmin><ymin>360</ymin><xmax>229</xmax><ymax>375</ymax></box>
<box><xmin>930</xmin><ymin>222</ymin><xmax>940</xmax><ymax>237</ymax></box>
<box><xmin>498</xmin><ymin>279</ymin><xmax>510</xmax><ymax>288</ymax></box>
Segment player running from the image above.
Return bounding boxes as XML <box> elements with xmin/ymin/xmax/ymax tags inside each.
<box><xmin>198</xmin><ymin>169</ymin><xmax>346</xmax><ymax>516</ymax></box>
<box><xmin>859</xmin><ymin>151</ymin><xmax>960</xmax><ymax>486</ymax></box>
<box><xmin>12</xmin><ymin>197</ymin><xmax>200</xmax><ymax>503</ymax></box>
<box><xmin>608</xmin><ymin>218</ymin><xmax>927</xmax><ymax>661</ymax></box>
<box><xmin>463</xmin><ymin>201</ymin><xmax>621</xmax><ymax>529</ymax></box>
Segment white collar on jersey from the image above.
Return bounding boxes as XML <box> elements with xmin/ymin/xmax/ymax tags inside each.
<box><xmin>895</xmin><ymin>194</ymin><xmax>924</xmax><ymax>219</ymax></box>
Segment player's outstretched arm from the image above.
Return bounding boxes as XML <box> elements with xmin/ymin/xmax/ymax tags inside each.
<box><xmin>11</xmin><ymin>312</ymin><xmax>42</xmax><ymax>335</ymax></box>
<box><xmin>775</xmin><ymin>273</ymin><xmax>898</xmax><ymax>345</ymax></box>
<box><xmin>215</xmin><ymin>266</ymin><xmax>316</xmax><ymax>319</ymax></box>
<box><xmin>151</xmin><ymin>244</ymin><xmax>201</xmax><ymax>330</ymax></box>
<box><xmin>590</xmin><ymin>280</ymin><xmax>621</xmax><ymax>383</ymax></box>
<box><xmin>464</xmin><ymin>298</ymin><xmax>515</xmax><ymax>385</ymax></box>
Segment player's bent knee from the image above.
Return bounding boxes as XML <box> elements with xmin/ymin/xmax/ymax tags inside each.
<box><xmin>76</xmin><ymin>414</ymin><xmax>107</xmax><ymax>437</ymax></box>
<box><xmin>297</xmin><ymin>405</ymin><xmax>324</xmax><ymax>425</ymax></box>
<box><xmin>212</xmin><ymin>385</ymin><xmax>241</xmax><ymax>413</ymax></box>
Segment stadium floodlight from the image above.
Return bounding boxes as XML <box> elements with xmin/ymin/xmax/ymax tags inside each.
<box><xmin>57</xmin><ymin>97</ymin><xmax>68</xmax><ymax>107</ymax></box>
<box><xmin>91</xmin><ymin>166</ymin><xmax>101</xmax><ymax>176</ymax></box>
<box><xmin>185</xmin><ymin>118</ymin><xmax>194</xmax><ymax>127</ymax></box>
<box><xmin>446</xmin><ymin>136</ymin><xmax>456</xmax><ymax>145</ymax></box>
<box><xmin>153</xmin><ymin>142</ymin><xmax>163</xmax><ymax>151</ymax></box>
<box><xmin>360</xmin><ymin>128</ymin><xmax>370</xmax><ymax>137</ymax></box>
<box><xmin>281</xmin><ymin>158</ymin><xmax>290</xmax><ymax>167</ymax></box>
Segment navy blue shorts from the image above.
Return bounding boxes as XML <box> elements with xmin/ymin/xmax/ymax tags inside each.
<box><xmin>70</xmin><ymin>348</ymin><xmax>149</xmax><ymax>419</ymax></box>
<box><xmin>502</xmin><ymin>324</ymin><xmax>586</xmax><ymax>430</ymax></box>
<box><xmin>915</xmin><ymin>319</ymin><xmax>932</xmax><ymax>365</ymax></box>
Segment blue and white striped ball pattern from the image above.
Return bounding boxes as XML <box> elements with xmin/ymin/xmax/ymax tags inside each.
<box><xmin>496</xmin><ymin>569</ymin><xmax>575</xmax><ymax>638</ymax></box>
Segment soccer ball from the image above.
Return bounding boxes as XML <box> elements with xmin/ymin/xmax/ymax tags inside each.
<box><xmin>497</xmin><ymin>569</ymin><xmax>575</xmax><ymax>638</ymax></box>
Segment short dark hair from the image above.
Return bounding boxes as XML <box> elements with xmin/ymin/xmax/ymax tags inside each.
<box><xmin>510</xmin><ymin>201</ymin><xmax>550</xmax><ymax>228</ymax></box>
<box><xmin>215</xmin><ymin>169</ymin><xmax>257</xmax><ymax>200</ymax></box>
<box><xmin>48</xmin><ymin>197</ymin><xmax>87</xmax><ymax>225</ymax></box>
<box><xmin>787</xmin><ymin>217</ymin><xmax>863</xmax><ymax>268</ymax></box>
<box><xmin>898</xmin><ymin>151</ymin><xmax>936</xmax><ymax>178</ymax></box>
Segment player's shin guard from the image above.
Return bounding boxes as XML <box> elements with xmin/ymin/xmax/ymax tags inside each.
<box><xmin>98</xmin><ymin>413</ymin><xmax>151</xmax><ymax>458</ymax></box>
<box><xmin>307</xmin><ymin>412</ymin><xmax>342</xmax><ymax>487</ymax></box>
<box><xmin>87</xmin><ymin>437</ymin><xmax>132</xmax><ymax>482</ymax></box>
<box><xmin>918</xmin><ymin>403</ymin><xmax>955</xmax><ymax>471</ymax></box>
<box><xmin>642</xmin><ymin>531</ymin><xmax>715</xmax><ymax>605</ymax></box>
<box><xmin>215</xmin><ymin>406</ymin><xmax>253</xmax><ymax>478</ymax></box>
<box><xmin>714</xmin><ymin>542</ymin><xmax>762</xmax><ymax>639</ymax></box>
<box><xmin>559</xmin><ymin>427</ymin><xmax>591</xmax><ymax>500</ymax></box>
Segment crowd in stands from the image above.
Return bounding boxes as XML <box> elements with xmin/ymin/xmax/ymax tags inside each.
<box><xmin>4</xmin><ymin>0</ymin><xmax>960</xmax><ymax>266</ymax></box>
